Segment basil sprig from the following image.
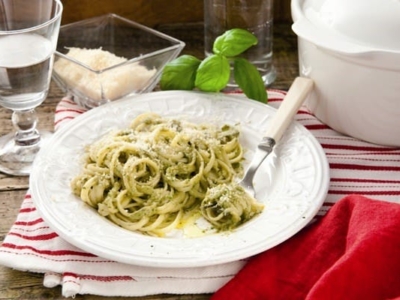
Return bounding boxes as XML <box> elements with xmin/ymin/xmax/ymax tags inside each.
<box><xmin>160</xmin><ymin>28</ymin><xmax>268</xmax><ymax>103</ymax></box>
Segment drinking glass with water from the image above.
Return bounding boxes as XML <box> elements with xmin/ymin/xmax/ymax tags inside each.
<box><xmin>0</xmin><ymin>0</ymin><xmax>63</xmax><ymax>175</ymax></box>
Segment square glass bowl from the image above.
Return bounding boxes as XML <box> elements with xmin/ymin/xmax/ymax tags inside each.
<box><xmin>52</xmin><ymin>14</ymin><xmax>185</xmax><ymax>109</ymax></box>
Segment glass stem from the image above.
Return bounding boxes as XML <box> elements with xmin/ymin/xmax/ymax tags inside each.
<box><xmin>12</xmin><ymin>109</ymin><xmax>41</xmax><ymax>146</ymax></box>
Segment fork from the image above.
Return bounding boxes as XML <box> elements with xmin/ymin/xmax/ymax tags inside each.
<box><xmin>239</xmin><ymin>77</ymin><xmax>314</xmax><ymax>197</ymax></box>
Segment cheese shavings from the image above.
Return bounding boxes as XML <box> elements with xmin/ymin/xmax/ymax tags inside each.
<box><xmin>53</xmin><ymin>47</ymin><xmax>157</xmax><ymax>101</ymax></box>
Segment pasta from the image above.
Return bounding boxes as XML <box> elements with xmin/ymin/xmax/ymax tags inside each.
<box><xmin>201</xmin><ymin>183</ymin><xmax>264</xmax><ymax>231</ymax></box>
<box><xmin>71</xmin><ymin>112</ymin><xmax>263</xmax><ymax>237</ymax></box>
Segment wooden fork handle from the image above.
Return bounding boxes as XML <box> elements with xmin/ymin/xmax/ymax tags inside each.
<box><xmin>264</xmin><ymin>77</ymin><xmax>313</xmax><ymax>142</ymax></box>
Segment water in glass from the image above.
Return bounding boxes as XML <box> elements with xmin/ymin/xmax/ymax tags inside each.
<box><xmin>0</xmin><ymin>0</ymin><xmax>63</xmax><ymax>176</ymax></box>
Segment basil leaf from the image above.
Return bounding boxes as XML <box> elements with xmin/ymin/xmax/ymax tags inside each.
<box><xmin>233</xmin><ymin>57</ymin><xmax>267</xmax><ymax>103</ymax></box>
<box><xmin>160</xmin><ymin>55</ymin><xmax>201</xmax><ymax>90</ymax></box>
<box><xmin>195</xmin><ymin>54</ymin><xmax>230</xmax><ymax>92</ymax></box>
<box><xmin>213</xmin><ymin>28</ymin><xmax>258</xmax><ymax>57</ymax></box>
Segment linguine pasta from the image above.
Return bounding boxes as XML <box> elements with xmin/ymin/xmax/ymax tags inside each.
<box><xmin>71</xmin><ymin>112</ymin><xmax>263</xmax><ymax>237</ymax></box>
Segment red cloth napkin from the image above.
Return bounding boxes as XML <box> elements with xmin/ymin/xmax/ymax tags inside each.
<box><xmin>212</xmin><ymin>194</ymin><xmax>400</xmax><ymax>300</ymax></box>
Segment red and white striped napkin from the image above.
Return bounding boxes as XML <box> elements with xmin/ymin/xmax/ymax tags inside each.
<box><xmin>1</xmin><ymin>90</ymin><xmax>400</xmax><ymax>298</ymax></box>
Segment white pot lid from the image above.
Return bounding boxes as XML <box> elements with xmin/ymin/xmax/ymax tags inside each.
<box><xmin>296</xmin><ymin>0</ymin><xmax>400</xmax><ymax>52</ymax></box>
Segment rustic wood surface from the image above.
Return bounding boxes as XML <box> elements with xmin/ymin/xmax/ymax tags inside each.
<box><xmin>60</xmin><ymin>0</ymin><xmax>293</xmax><ymax>26</ymax></box>
<box><xmin>0</xmin><ymin>22</ymin><xmax>298</xmax><ymax>299</ymax></box>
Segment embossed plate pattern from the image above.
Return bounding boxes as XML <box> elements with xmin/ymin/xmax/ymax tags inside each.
<box><xmin>30</xmin><ymin>91</ymin><xmax>330</xmax><ymax>268</ymax></box>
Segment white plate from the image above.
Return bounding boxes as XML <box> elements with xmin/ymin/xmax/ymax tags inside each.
<box><xmin>30</xmin><ymin>91</ymin><xmax>330</xmax><ymax>268</ymax></box>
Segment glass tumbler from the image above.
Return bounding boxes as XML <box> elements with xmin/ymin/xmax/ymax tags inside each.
<box><xmin>204</xmin><ymin>0</ymin><xmax>276</xmax><ymax>89</ymax></box>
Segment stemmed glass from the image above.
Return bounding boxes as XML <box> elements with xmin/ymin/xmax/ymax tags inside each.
<box><xmin>0</xmin><ymin>0</ymin><xmax>63</xmax><ymax>176</ymax></box>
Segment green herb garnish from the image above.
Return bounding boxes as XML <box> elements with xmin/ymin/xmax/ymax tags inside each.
<box><xmin>160</xmin><ymin>28</ymin><xmax>268</xmax><ymax>103</ymax></box>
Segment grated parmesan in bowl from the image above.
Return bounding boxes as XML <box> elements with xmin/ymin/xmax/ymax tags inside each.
<box><xmin>52</xmin><ymin>14</ymin><xmax>185</xmax><ymax>109</ymax></box>
<box><xmin>53</xmin><ymin>47</ymin><xmax>156</xmax><ymax>105</ymax></box>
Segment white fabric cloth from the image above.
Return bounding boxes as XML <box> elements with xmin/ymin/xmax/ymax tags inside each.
<box><xmin>1</xmin><ymin>90</ymin><xmax>399</xmax><ymax>297</ymax></box>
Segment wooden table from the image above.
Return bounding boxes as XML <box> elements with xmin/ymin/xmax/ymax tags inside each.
<box><xmin>0</xmin><ymin>22</ymin><xmax>299</xmax><ymax>299</ymax></box>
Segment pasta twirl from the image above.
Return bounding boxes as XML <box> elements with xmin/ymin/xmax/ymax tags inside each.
<box><xmin>201</xmin><ymin>183</ymin><xmax>264</xmax><ymax>231</ymax></box>
<box><xmin>71</xmin><ymin>112</ymin><xmax>262</xmax><ymax>237</ymax></box>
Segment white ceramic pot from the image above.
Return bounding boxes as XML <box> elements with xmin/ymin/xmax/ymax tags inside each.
<box><xmin>291</xmin><ymin>0</ymin><xmax>400</xmax><ymax>146</ymax></box>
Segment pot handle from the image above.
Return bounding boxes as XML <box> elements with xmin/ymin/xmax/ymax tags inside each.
<box><xmin>292</xmin><ymin>17</ymin><xmax>367</xmax><ymax>56</ymax></box>
<box><xmin>292</xmin><ymin>16</ymin><xmax>400</xmax><ymax>71</ymax></box>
